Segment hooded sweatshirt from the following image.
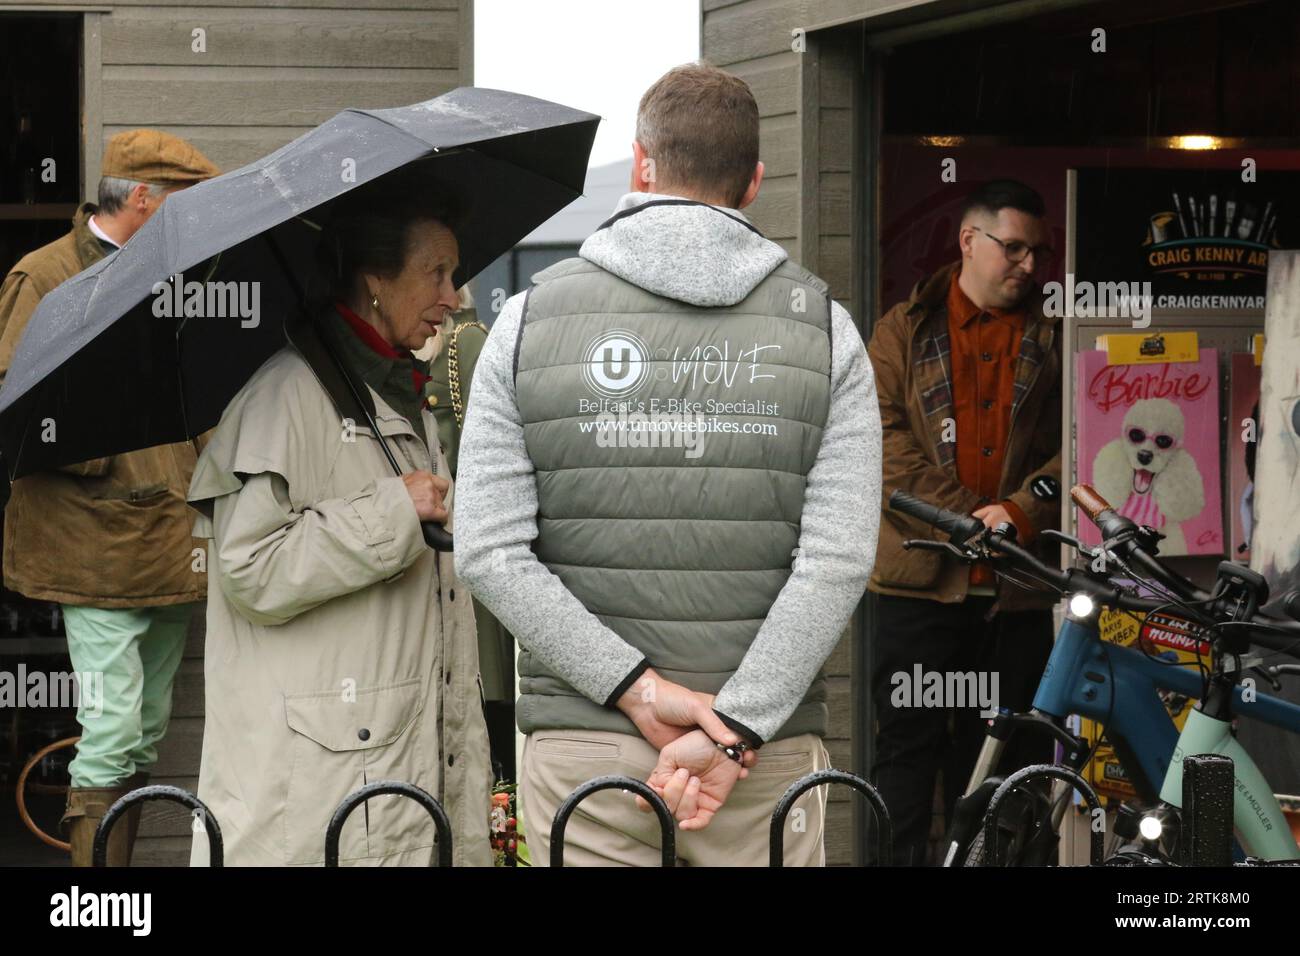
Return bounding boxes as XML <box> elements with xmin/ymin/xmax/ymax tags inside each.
<box><xmin>454</xmin><ymin>191</ymin><xmax>881</xmax><ymax>744</ymax></box>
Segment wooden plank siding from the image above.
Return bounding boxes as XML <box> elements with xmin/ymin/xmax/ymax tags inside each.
<box><xmin>1</xmin><ymin>0</ymin><xmax>472</xmax><ymax>178</ymax></box>
<box><xmin>95</xmin><ymin>4</ymin><xmax>466</xmax><ymax>171</ymax></box>
<box><xmin>0</xmin><ymin>0</ymin><xmax>473</xmax><ymax>864</ymax></box>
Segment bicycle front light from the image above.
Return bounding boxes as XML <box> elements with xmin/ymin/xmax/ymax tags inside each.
<box><xmin>1139</xmin><ymin>814</ymin><xmax>1163</xmax><ymax>841</ymax></box>
<box><xmin>1068</xmin><ymin>593</ymin><xmax>1096</xmax><ymax>619</ymax></box>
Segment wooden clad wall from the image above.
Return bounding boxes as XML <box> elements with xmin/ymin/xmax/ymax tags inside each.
<box><xmin>96</xmin><ymin>3</ymin><xmax>470</xmax><ymax>174</ymax></box>
<box><xmin>6</xmin><ymin>0</ymin><xmax>473</xmax><ymax>197</ymax></box>
<box><xmin>0</xmin><ymin>0</ymin><xmax>472</xmax><ymax>864</ymax></box>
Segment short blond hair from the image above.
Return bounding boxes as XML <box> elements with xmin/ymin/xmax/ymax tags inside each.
<box><xmin>635</xmin><ymin>62</ymin><xmax>759</xmax><ymax>207</ymax></box>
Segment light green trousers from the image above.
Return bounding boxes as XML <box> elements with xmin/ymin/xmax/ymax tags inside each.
<box><xmin>61</xmin><ymin>603</ymin><xmax>195</xmax><ymax>788</ymax></box>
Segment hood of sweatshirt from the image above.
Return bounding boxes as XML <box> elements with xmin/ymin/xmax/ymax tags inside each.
<box><xmin>578</xmin><ymin>191</ymin><xmax>788</xmax><ymax>308</ymax></box>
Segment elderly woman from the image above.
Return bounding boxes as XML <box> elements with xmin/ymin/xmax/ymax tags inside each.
<box><xmin>187</xmin><ymin>174</ymin><xmax>491</xmax><ymax>866</ymax></box>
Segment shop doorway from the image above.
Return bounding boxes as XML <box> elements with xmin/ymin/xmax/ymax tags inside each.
<box><xmin>0</xmin><ymin>11</ymin><xmax>83</xmax><ymax>867</ymax></box>
<box><xmin>841</xmin><ymin>0</ymin><xmax>1300</xmax><ymax>864</ymax></box>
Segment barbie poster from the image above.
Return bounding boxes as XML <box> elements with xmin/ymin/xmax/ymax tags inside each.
<box><xmin>1076</xmin><ymin>349</ymin><xmax>1224</xmax><ymax>556</ymax></box>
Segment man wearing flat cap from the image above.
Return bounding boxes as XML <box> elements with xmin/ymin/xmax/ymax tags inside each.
<box><xmin>0</xmin><ymin>129</ymin><xmax>219</xmax><ymax>867</ymax></box>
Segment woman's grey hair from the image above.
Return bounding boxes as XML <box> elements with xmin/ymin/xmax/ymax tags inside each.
<box><xmin>97</xmin><ymin>176</ymin><xmax>166</xmax><ymax>215</ymax></box>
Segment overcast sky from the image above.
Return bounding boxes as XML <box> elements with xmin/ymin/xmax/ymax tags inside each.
<box><xmin>474</xmin><ymin>0</ymin><xmax>702</xmax><ymax>168</ymax></box>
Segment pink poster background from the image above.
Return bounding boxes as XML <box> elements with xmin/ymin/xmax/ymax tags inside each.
<box><xmin>1075</xmin><ymin>349</ymin><xmax>1224</xmax><ymax>556</ymax></box>
<box><xmin>1229</xmin><ymin>353</ymin><xmax>1261</xmax><ymax>563</ymax></box>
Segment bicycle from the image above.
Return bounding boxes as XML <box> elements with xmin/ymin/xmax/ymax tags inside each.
<box><xmin>886</xmin><ymin>483</ymin><xmax>1300</xmax><ymax>866</ymax></box>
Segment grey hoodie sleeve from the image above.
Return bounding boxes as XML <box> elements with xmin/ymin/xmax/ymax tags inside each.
<box><xmin>712</xmin><ymin>303</ymin><xmax>882</xmax><ymax>745</ymax></box>
<box><xmin>454</xmin><ymin>293</ymin><xmax>649</xmax><ymax>706</ymax></box>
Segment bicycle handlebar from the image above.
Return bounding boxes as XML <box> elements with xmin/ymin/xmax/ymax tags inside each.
<box><xmin>1066</xmin><ymin>485</ymin><xmax>1207</xmax><ymax>602</ymax></box>
<box><xmin>887</xmin><ymin>485</ymin><xmax>1300</xmax><ymax>658</ymax></box>
<box><xmin>888</xmin><ymin>490</ymin><xmax>985</xmax><ymax>544</ymax></box>
<box><xmin>1071</xmin><ymin>484</ymin><xmax>1110</xmax><ymax>524</ymax></box>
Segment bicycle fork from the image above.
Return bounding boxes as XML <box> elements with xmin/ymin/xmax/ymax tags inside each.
<box><xmin>941</xmin><ymin>708</ymin><xmax>1088</xmax><ymax>867</ymax></box>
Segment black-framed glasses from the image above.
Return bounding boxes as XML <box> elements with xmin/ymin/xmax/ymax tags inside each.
<box><xmin>972</xmin><ymin>226</ymin><xmax>1054</xmax><ymax>265</ymax></box>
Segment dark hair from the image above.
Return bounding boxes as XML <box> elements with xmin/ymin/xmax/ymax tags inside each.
<box><xmin>636</xmin><ymin>62</ymin><xmax>759</xmax><ymax>207</ymax></box>
<box><xmin>316</xmin><ymin>167</ymin><xmax>464</xmax><ymax>302</ymax></box>
<box><xmin>961</xmin><ymin>179</ymin><xmax>1046</xmax><ymax>221</ymax></box>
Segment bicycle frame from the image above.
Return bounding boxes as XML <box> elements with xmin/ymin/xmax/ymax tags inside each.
<box><xmin>890</xmin><ymin>484</ymin><xmax>1300</xmax><ymax>863</ymax></box>
<box><xmin>958</xmin><ymin>612</ymin><xmax>1300</xmax><ymax>862</ymax></box>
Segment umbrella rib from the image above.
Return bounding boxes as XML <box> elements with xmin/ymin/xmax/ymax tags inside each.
<box><xmin>354</xmin><ymin>111</ymin><xmax>591</xmax><ymax>198</ymax></box>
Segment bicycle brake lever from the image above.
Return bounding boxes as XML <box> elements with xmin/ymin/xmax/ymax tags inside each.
<box><xmin>902</xmin><ymin>539</ymin><xmax>977</xmax><ymax>563</ymax></box>
<box><xmin>1252</xmin><ymin>665</ymin><xmax>1283</xmax><ymax>693</ymax></box>
<box><xmin>1041</xmin><ymin>528</ymin><xmax>1087</xmax><ymax>552</ymax></box>
<box><xmin>1041</xmin><ymin>528</ymin><xmax>1111</xmax><ymax>566</ymax></box>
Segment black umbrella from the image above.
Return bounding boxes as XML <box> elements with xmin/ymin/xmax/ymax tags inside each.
<box><xmin>0</xmin><ymin>87</ymin><xmax>598</xmax><ymax>549</ymax></box>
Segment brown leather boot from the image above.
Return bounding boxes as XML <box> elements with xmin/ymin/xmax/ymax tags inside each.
<box><xmin>122</xmin><ymin>772</ymin><xmax>151</xmax><ymax>866</ymax></box>
<box><xmin>62</xmin><ymin>786</ymin><xmax>131</xmax><ymax>867</ymax></box>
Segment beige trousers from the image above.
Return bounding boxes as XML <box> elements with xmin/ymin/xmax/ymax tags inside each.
<box><xmin>520</xmin><ymin>730</ymin><xmax>830</xmax><ymax>867</ymax></box>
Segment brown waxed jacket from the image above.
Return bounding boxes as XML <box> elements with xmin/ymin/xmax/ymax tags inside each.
<box><xmin>867</xmin><ymin>261</ymin><xmax>1063</xmax><ymax>613</ymax></box>
<box><xmin>0</xmin><ymin>204</ymin><xmax>206</xmax><ymax>607</ymax></box>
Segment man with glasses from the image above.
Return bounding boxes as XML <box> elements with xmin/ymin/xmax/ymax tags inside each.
<box><xmin>866</xmin><ymin>179</ymin><xmax>1063</xmax><ymax>865</ymax></box>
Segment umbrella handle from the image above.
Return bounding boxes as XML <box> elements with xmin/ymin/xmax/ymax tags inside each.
<box><xmin>422</xmin><ymin>520</ymin><xmax>454</xmax><ymax>552</ymax></box>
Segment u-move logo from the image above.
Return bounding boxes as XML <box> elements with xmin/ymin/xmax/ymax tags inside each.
<box><xmin>582</xmin><ymin>329</ymin><xmax>650</xmax><ymax>398</ymax></box>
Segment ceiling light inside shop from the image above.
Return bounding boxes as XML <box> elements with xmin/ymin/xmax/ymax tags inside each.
<box><xmin>1169</xmin><ymin>135</ymin><xmax>1221</xmax><ymax>150</ymax></box>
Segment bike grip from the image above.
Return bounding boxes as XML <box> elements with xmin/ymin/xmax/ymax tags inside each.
<box><xmin>421</xmin><ymin>520</ymin><xmax>454</xmax><ymax>553</ymax></box>
<box><xmin>1071</xmin><ymin>484</ymin><xmax>1114</xmax><ymax>521</ymax></box>
<box><xmin>888</xmin><ymin>490</ymin><xmax>980</xmax><ymax>540</ymax></box>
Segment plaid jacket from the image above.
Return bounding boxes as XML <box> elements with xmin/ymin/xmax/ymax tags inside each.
<box><xmin>867</xmin><ymin>261</ymin><xmax>1063</xmax><ymax>612</ymax></box>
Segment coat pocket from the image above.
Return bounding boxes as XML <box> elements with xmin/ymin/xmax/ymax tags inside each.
<box><xmin>871</xmin><ymin>510</ymin><xmax>942</xmax><ymax>590</ymax></box>
<box><xmin>282</xmin><ymin>677</ymin><xmax>428</xmax><ymax>864</ymax></box>
<box><xmin>532</xmin><ymin>735</ymin><xmax>622</xmax><ymax>759</ymax></box>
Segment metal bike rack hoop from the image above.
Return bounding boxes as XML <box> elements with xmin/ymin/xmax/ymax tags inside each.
<box><xmin>551</xmin><ymin>774</ymin><xmax>676</xmax><ymax>867</ymax></box>
<box><xmin>325</xmin><ymin>780</ymin><xmax>452</xmax><ymax>867</ymax></box>
<box><xmin>770</xmin><ymin>769</ymin><xmax>893</xmax><ymax>867</ymax></box>
<box><xmin>94</xmin><ymin>784</ymin><xmax>223</xmax><ymax>867</ymax></box>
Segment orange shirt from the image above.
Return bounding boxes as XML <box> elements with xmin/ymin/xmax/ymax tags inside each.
<box><xmin>946</xmin><ymin>272</ymin><xmax>1032</xmax><ymax>586</ymax></box>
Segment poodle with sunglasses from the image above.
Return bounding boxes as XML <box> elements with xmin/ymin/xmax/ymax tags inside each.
<box><xmin>1092</xmin><ymin>397</ymin><xmax>1206</xmax><ymax>555</ymax></box>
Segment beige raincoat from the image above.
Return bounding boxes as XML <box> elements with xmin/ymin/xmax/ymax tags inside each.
<box><xmin>187</xmin><ymin>319</ymin><xmax>492</xmax><ymax>866</ymax></box>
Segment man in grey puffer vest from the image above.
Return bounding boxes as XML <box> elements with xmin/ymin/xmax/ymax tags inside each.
<box><xmin>456</xmin><ymin>62</ymin><xmax>881</xmax><ymax>866</ymax></box>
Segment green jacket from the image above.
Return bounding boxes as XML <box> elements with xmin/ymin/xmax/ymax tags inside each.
<box><xmin>427</xmin><ymin>310</ymin><xmax>513</xmax><ymax>702</ymax></box>
<box><xmin>426</xmin><ymin>310</ymin><xmax>488</xmax><ymax>476</ymax></box>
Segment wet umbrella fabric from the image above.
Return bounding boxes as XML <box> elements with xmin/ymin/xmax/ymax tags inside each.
<box><xmin>0</xmin><ymin>87</ymin><xmax>598</xmax><ymax>482</ymax></box>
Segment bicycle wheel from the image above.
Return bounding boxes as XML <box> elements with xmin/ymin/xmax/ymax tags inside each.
<box><xmin>963</xmin><ymin>784</ymin><xmax>1056</xmax><ymax>867</ymax></box>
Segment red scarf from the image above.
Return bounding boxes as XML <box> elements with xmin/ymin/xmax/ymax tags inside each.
<box><xmin>334</xmin><ymin>301</ymin><xmax>430</xmax><ymax>393</ymax></box>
